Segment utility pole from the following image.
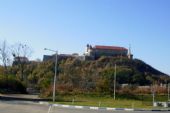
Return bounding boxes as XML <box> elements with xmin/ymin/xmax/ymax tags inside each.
<box><xmin>53</xmin><ymin>52</ymin><xmax>57</xmax><ymax>102</ymax></box>
<box><xmin>114</xmin><ymin>64</ymin><xmax>117</xmax><ymax>100</ymax></box>
<box><xmin>168</xmin><ymin>83</ymin><xmax>170</xmax><ymax>101</ymax></box>
<box><xmin>152</xmin><ymin>85</ymin><xmax>155</xmax><ymax>106</ymax></box>
<box><xmin>44</xmin><ymin>48</ymin><xmax>58</xmax><ymax>102</ymax></box>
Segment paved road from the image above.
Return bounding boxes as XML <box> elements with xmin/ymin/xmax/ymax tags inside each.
<box><xmin>0</xmin><ymin>101</ymin><xmax>48</xmax><ymax>113</ymax></box>
<box><xmin>0</xmin><ymin>101</ymin><xmax>169</xmax><ymax>113</ymax></box>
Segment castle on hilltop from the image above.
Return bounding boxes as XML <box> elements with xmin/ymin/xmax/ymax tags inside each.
<box><xmin>43</xmin><ymin>44</ymin><xmax>133</xmax><ymax>62</ymax></box>
<box><xmin>84</xmin><ymin>44</ymin><xmax>133</xmax><ymax>60</ymax></box>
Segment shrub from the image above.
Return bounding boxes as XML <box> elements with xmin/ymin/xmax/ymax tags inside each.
<box><xmin>0</xmin><ymin>75</ymin><xmax>26</xmax><ymax>94</ymax></box>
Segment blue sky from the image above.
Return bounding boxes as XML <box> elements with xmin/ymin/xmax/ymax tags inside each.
<box><xmin>0</xmin><ymin>0</ymin><xmax>170</xmax><ymax>75</ymax></box>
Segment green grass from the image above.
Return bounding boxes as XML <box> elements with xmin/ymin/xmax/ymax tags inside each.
<box><xmin>49</xmin><ymin>94</ymin><xmax>170</xmax><ymax>109</ymax></box>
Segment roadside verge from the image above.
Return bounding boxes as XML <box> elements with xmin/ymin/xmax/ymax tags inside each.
<box><xmin>39</xmin><ymin>101</ymin><xmax>170</xmax><ymax>112</ymax></box>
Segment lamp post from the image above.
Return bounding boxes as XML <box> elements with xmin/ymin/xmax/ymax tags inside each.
<box><xmin>114</xmin><ymin>64</ymin><xmax>117</xmax><ymax>100</ymax></box>
<box><xmin>152</xmin><ymin>84</ymin><xmax>155</xmax><ymax>106</ymax></box>
<box><xmin>44</xmin><ymin>48</ymin><xmax>58</xmax><ymax>102</ymax></box>
<box><xmin>168</xmin><ymin>83</ymin><xmax>170</xmax><ymax>101</ymax></box>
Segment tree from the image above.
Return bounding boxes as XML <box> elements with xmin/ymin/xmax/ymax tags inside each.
<box><xmin>11</xmin><ymin>43</ymin><xmax>32</xmax><ymax>82</ymax></box>
<box><xmin>0</xmin><ymin>40</ymin><xmax>10</xmax><ymax>77</ymax></box>
<box><xmin>116</xmin><ymin>68</ymin><xmax>132</xmax><ymax>84</ymax></box>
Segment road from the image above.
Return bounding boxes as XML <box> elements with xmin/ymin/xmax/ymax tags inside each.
<box><xmin>0</xmin><ymin>101</ymin><xmax>169</xmax><ymax>113</ymax></box>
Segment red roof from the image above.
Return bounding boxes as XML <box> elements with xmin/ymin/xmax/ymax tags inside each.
<box><xmin>94</xmin><ymin>45</ymin><xmax>128</xmax><ymax>51</ymax></box>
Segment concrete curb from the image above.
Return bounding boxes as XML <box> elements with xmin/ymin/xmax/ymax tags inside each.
<box><xmin>39</xmin><ymin>101</ymin><xmax>170</xmax><ymax>112</ymax></box>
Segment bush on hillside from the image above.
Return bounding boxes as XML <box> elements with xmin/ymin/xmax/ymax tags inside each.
<box><xmin>0</xmin><ymin>75</ymin><xmax>26</xmax><ymax>94</ymax></box>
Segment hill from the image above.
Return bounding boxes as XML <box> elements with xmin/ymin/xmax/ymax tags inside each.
<box><xmin>7</xmin><ymin>56</ymin><xmax>170</xmax><ymax>96</ymax></box>
<box><xmin>57</xmin><ymin>57</ymin><xmax>169</xmax><ymax>86</ymax></box>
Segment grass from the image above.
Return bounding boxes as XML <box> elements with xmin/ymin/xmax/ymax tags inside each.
<box><xmin>49</xmin><ymin>94</ymin><xmax>170</xmax><ymax>109</ymax></box>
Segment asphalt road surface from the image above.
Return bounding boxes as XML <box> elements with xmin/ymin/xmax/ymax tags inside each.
<box><xmin>0</xmin><ymin>101</ymin><xmax>168</xmax><ymax>113</ymax></box>
<box><xmin>0</xmin><ymin>101</ymin><xmax>48</xmax><ymax>113</ymax></box>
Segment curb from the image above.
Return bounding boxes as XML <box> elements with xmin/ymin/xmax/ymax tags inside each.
<box><xmin>39</xmin><ymin>101</ymin><xmax>170</xmax><ymax>112</ymax></box>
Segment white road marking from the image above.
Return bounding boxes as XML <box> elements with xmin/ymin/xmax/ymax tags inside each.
<box><xmin>48</xmin><ymin>105</ymin><xmax>52</xmax><ymax>113</ymax></box>
<box><xmin>106</xmin><ymin>107</ymin><xmax>116</xmax><ymax>111</ymax></box>
<box><xmin>89</xmin><ymin>107</ymin><xmax>99</xmax><ymax>110</ymax></box>
<box><xmin>53</xmin><ymin>104</ymin><xmax>59</xmax><ymax>107</ymax></box>
<box><xmin>61</xmin><ymin>105</ymin><xmax>70</xmax><ymax>108</ymax></box>
<box><xmin>124</xmin><ymin>108</ymin><xmax>134</xmax><ymax>111</ymax></box>
<box><xmin>75</xmin><ymin>106</ymin><xmax>83</xmax><ymax>109</ymax></box>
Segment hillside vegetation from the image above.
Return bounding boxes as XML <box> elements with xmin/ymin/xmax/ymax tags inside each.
<box><xmin>0</xmin><ymin>57</ymin><xmax>169</xmax><ymax>96</ymax></box>
<box><xmin>26</xmin><ymin>57</ymin><xmax>170</xmax><ymax>96</ymax></box>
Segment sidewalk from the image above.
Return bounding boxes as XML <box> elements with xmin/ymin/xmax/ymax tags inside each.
<box><xmin>0</xmin><ymin>94</ymin><xmax>50</xmax><ymax>101</ymax></box>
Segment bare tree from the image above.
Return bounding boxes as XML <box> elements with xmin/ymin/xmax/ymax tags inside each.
<box><xmin>0</xmin><ymin>40</ymin><xmax>10</xmax><ymax>77</ymax></box>
<box><xmin>11</xmin><ymin>43</ymin><xmax>32</xmax><ymax>59</ymax></box>
<box><xmin>11</xmin><ymin>43</ymin><xmax>33</xmax><ymax>81</ymax></box>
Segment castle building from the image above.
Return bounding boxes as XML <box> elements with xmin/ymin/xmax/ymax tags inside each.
<box><xmin>43</xmin><ymin>44</ymin><xmax>133</xmax><ymax>62</ymax></box>
<box><xmin>84</xmin><ymin>44</ymin><xmax>133</xmax><ymax>60</ymax></box>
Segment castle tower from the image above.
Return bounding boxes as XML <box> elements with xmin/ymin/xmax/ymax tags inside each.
<box><xmin>85</xmin><ymin>44</ymin><xmax>90</xmax><ymax>53</ymax></box>
<box><xmin>85</xmin><ymin>44</ymin><xmax>93</xmax><ymax>56</ymax></box>
<box><xmin>128</xmin><ymin>45</ymin><xmax>133</xmax><ymax>59</ymax></box>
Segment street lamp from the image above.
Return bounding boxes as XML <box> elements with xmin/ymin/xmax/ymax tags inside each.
<box><xmin>168</xmin><ymin>83</ymin><xmax>170</xmax><ymax>101</ymax></box>
<box><xmin>114</xmin><ymin>64</ymin><xmax>116</xmax><ymax>100</ymax></box>
<box><xmin>44</xmin><ymin>48</ymin><xmax>58</xmax><ymax>102</ymax></box>
<box><xmin>152</xmin><ymin>84</ymin><xmax>155</xmax><ymax>106</ymax></box>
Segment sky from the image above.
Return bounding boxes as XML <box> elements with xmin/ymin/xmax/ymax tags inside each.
<box><xmin>0</xmin><ymin>0</ymin><xmax>170</xmax><ymax>75</ymax></box>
